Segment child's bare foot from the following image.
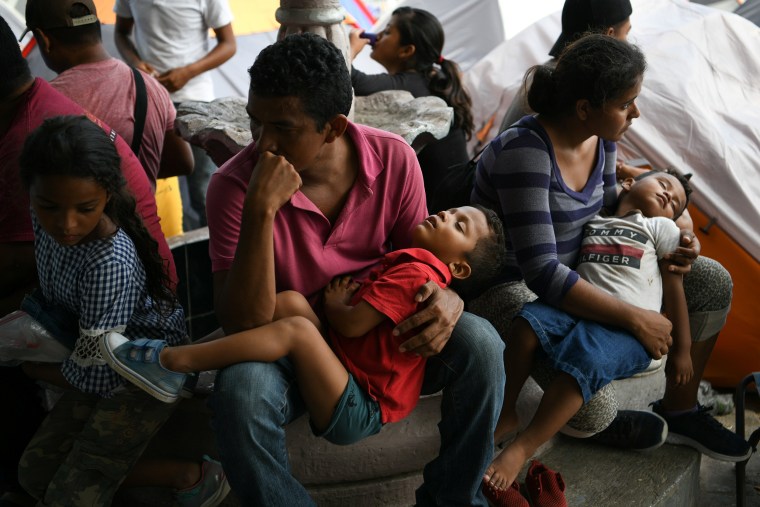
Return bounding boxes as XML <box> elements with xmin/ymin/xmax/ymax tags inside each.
<box><xmin>483</xmin><ymin>441</ymin><xmax>530</xmax><ymax>491</ymax></box>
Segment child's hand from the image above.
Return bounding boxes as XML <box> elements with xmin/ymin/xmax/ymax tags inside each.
<box><xmin>665</xmin><ymin>349</ymin><xmax>693</xmax><ymax>387</ymax></box>
<box><xmin>324</xmin><ymin>276</ymin><xmax>360</xmax><ymax>307</ymax></box>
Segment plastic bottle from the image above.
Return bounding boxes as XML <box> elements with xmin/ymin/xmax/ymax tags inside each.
<box><xmin>360</xmin><ymin>32</ymin><xmax>377</xmax><ymax>47</ymax></box>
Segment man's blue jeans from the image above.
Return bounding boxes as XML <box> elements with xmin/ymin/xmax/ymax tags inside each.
<box><xmin>209</xmin><ymin>312</ymin><xmax>505</xmax><ymax>506</ymax></box>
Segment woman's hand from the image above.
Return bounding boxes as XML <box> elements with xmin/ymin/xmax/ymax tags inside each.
<box><xmin>395</xmin><ymin>282</ymin><xmax>463</xmax><ymax>357</ymax></box>
<box><xmin>616</xmin><ymin>160</ymin><xmax>647</xmax><ymax>181</ymax></box>
<box><xmin>662</xmin><ymin>230</ymin><xmax>700</xmax><ymax>275</ymax></box>
<box><xmin>629</xmin><ymin>308</ymin><xmax>673</xmax><ymax>359</ymax></box>
<box><xmin>349</xmin><ymin>29</ymin><xmax>369</xmax><ymax>61</ymax></box>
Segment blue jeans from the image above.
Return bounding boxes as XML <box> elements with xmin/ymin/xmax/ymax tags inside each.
<box><xmin>209</xmin><ymin>312</ymin><xmax>505</xmax><ymax>506</ymax></box>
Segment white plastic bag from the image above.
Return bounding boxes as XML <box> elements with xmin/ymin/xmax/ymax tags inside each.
<box><xmin>0</xmin><ymin>310</ymin><xmax>72</xmax><ymax>365</ymax></box>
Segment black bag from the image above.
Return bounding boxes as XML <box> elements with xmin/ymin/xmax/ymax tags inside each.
<box><xmin>427</xmin><ymin>147</ymin><xmax>484</xmax><ymax>212</ymax></box>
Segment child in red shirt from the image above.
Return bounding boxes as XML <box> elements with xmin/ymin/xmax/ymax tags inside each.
<box><xmin>102</xmin><ymin>205</ymin><xmax>505</xmax><ymax>444</ymax></box>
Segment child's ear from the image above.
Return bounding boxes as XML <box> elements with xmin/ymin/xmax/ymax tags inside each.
<box><xmin>620</xmin><ymin>177</ymin><xmax>636</xmax><ymax>192</ymax></box>
<box><xmin>448</xmin><ymin>260</ymin><xmax>472</xmax><ymax>280</ymax></box>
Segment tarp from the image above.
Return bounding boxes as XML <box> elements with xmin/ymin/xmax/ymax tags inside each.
<box><xmin>462</xmin><ymin>0</ymin><xmax>760</xmax><ymax>386</ymax></box>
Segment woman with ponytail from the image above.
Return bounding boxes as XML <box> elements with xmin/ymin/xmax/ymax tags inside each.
<box><xmin>471</xmin><ymin>33</ymin><xmax>747</xmax><ymax>505</ymax></box>
<box><xmin>350</xmin><ymin>7</ymin><xmax>473</xmax><ymax>204</ymax></box>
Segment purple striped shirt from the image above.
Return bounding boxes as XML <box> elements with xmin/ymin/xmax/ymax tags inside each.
<box><xmin>472</xmin><ymin>116</ymin><xmax>618</xmax><ymax>304</ymax></box>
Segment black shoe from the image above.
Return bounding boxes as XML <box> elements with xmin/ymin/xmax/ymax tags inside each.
<box><xmin>652</xmin><ymin>400</ymin><xmax>752</xmax><ymax>462</ymax></box>
<box><xmin>588</xmin><ymin>409</ymin><xmax>667</xmax><ymax>451</ymax></box>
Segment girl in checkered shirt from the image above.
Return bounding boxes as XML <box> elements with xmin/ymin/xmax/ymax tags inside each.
<box><xmin>14</xmin><ymin>115</ymin><xmax>228</xmax><ymax>506</ymax></box>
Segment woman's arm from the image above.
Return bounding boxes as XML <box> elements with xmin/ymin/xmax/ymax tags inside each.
<box><xmin>351</xmin><ymin>68</ymin><xmax>430</xmax><ymax>97</ymax></box>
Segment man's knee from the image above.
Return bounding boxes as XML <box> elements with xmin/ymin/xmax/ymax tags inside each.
<box><xmin>212</xmin><ymin>361</ymin><xmax>286</xmax><ymax>411</ymax></box>
<box><xmin>451</xmin><ymin>312</ymin><xmax>505</xmax><ymax>379</ymax></box>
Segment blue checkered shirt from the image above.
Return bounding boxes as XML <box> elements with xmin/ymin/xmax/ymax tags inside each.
<box><xmin>33</xmin><ymin>217</ymin><xmax>186</xmax><ymax>395</ymax></box>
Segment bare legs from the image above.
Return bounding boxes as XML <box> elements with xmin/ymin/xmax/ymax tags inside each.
<box><xmin>661</xmin><ymin>333</ymin><xmax>717</xmax><ymax>411</ymax></box>
<box><xmin>485</xmin><ymin>318</ymin><xmax>583</xmax><ymax>490</ymax></box>
<box><xmin>159</xmin><ymin>291</ymin><xmax>348</xmax><ymax>432</ymax></box>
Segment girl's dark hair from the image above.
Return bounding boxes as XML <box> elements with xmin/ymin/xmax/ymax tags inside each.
<box><xmin>392</xmin><ymin>7</ymin><xmax>474</xmax><ymax>139</ymax></box>
<box><xmin>526</xmin><ymin>33</ymin><xmax>646</xmax><ymax>117</ymax></box>
<box><xmin>19</xmin><ymin>115</ymin><xmax>175</xmax><ymax>310</ymax></box>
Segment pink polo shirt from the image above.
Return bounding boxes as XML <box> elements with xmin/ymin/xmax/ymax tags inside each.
<box><xmin>206</xmin><ymin>122</ymin><xmax>427</xmax><ymax>303</ymax></box>
<box><xmin>0</xmin><ymin>79</ymin><xmax>176</xmax><ymax>284</ymax></box>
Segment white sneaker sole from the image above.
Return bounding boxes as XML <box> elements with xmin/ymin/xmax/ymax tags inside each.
<box><xmin>666</xmin><ymin>433</ymin><xmax>752</xmax><ymax>462</ymax></box>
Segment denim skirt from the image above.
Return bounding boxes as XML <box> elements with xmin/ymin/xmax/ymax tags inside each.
<box><xmin>517</xmin><ymin>301</ymin><xmax>652</xmax><ymax>403</ymax></box>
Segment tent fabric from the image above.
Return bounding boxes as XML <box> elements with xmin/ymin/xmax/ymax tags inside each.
<box><xmin>464</xmin><ymin>0</ymin><xmax>760</xmax><ymax>263</ymax></box>
<box><xmin>461</xmin><ymin>0</ymin><xmax>760</xmax><ymax>386</ymax></box>
<box><xmin>735</xmin><ymin>0</ymin><xmax>760</xmax><ymax>26</ymax></box>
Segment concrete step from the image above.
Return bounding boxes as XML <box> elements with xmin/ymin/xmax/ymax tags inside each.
<box><xmin>531</xmin><ymin>436</ymin><xmax>700</xmax><ymax>507</ymax></box>
<box><xmin>115</xmin><ymin>361</ymin><xmax>706</xmax><ymax>506</ymax></box>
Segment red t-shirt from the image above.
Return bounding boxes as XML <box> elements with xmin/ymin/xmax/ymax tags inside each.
<box><xmin>329</xmin><ymin>248</ymin><xmax>451</xmax><ymax>424</ymax></box>
<box><xmin>0</xmin><ymin>78</ymin><xmax>176</xmax><ymax>283</ymax></box>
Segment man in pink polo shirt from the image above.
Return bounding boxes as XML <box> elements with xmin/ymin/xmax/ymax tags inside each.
<box><xmin>205</xmin><ymin>33</ymin><xmax>505</xmax><ymax>506</ymax></box>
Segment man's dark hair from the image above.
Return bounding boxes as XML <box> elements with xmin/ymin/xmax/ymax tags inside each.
<box><xmin>247</xmin><ymin>33</ymin><xmax>352</xmax><ymax>130</ymax></box>
<box><xmin>450</xmin><ymin>205</ymin><xmax>508</xmax><ymax>301</ymax></box>
<box><xmin>634</xmin><ymin>168</ymin><xmax>693</xmax><ymax>219</ymax></box>
<box><xmin>0</xmin><ymin>15</ymin><xmax>32</xmax><ymax>100</ymax></box>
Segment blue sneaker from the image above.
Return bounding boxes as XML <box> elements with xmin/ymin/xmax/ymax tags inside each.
<box><xmin>652</xmin><ymin>400</ymin><xmax>752</xmax><ymax>462</ymax></box>
<box><xmin>175</xmin><ymin>455</ymin><xmax>231</xmax><ymax>507</ymax></box>
<box><xmin>99</xmin><ymin>333</ymin><xmax>187</xmax><ymax>403</ymax></box>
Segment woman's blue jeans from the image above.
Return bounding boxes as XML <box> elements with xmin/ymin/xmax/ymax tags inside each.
<box><xmin>209</xmin><ymin>312</ymin><xmax>505</xmax><ymax>506</ymax></box>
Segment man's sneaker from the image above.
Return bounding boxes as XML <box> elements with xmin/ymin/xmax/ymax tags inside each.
<box><xmin>175</xmin><ymin>455</ymin><xmax>231</xmax><ymax>507</ymax></box>
<box><xmin>99</xmin><ymin>333</ymin><xmax>187</xmax><ymax>403</ymax></box>
<box><xmin>652</xmin><ymin>400</ymin><xmax>752</xmax><ymax>462</ymax></box>
<box><xmin>588</xmin><ymin>410</ymin><xmax>667</xmax><ymax>451</ymax></box>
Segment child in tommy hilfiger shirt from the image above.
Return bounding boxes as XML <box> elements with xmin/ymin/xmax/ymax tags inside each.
<box><xmin>483</xmin><ymin>169</ymin><xmax>708</xmax><ymax>506</ymax></box>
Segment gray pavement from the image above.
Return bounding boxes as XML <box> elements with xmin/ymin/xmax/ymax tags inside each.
<box><xmin>699</xmin><ymin>392</ymin><xmax>760</xmax><ymax>507</ymax></box>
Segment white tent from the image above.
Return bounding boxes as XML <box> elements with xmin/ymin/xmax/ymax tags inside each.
<box><xmin>462</xmin><ymin>0</ymin><xmax>760</xmax><ymax>262</ymax></box>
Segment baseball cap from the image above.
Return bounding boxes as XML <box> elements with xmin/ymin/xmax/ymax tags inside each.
<box><xmin>549</xmin><ymin>0</ymin><xmax>633</xmax><ymax>57</ymax></box>
<box><xmin>21</xmin><ymin>0</ymin><xmax>99</xmax><ymax>41</ymax></box>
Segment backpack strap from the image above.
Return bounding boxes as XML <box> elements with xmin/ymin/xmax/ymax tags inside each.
<box><xmin>130</xmin><ymin>66</ymin><xmax>147</xmax><ymax>156</ymax></box>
